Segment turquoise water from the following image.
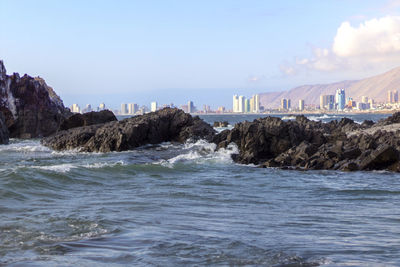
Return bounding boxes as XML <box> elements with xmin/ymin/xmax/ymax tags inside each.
<box><xmin>1</xmin><ymin>113</ymin><xmax>399</xmax><ymax>266</ymax></box>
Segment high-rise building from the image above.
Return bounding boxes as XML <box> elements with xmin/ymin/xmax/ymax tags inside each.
<box><xmin>128</xmin><ymin>103</ymin><xmax>138</xmax><ymax>115</ymax></box>
<box><xmin>388</xmin><ymin>90</ymin><xmax>399</xmax><ymax>103</ymax></box>
<box><xmin>287</xmin><ymin>99</ymin><xmax>291</xmax><ymax>110</ymax></box>
<box><xmin>335</xmin><ymin>89</ymin><xmax>346</xmax><ymax>110</ymax></box>
<box><xmin>151</xmin><ymin>101</ymin><xmax>157</xmax><ymax>112</ymax></box>
<box><xmin>281</xmin><ymin>98</ymin><xmax>287</xmax><ymax>110</ymax></box>
<box><xmin>254</xmin><ymin>94</ymin><xmax>260</xmax><ymax>113</ymax></box>
<box><xmin>361</xmin><ymin>96</ymin><xmax>369</xmax><ymax>103</ymax></box>
<box><xmin>237</xmin><ymin>96</ymin><xmax>245</xmax><ymax>112</ymax></box>
<box><xmin>70</xmin><ymin>104</ymin><xmax>80</xmax><ymax>113</ymax></box>
<box><xmin>217</xmin><ymin>106</ymin><xmax>225</xmax><ymax>113</ymax></box>
<box><xmin>320</xmin><ymin>95</ymin><xmax>335</xmax><ymax>110</ymax></box>
<box><xmin>99</xmin><ymin>103</ymin><xmax>106</xmax><ymax>111</ymax></box>
<box><xmin>299</xmin><ymin>99</ymin><xmax>304</xmax><ymax>111</ymax></box>
<box><xmin>244</xmin><ymin>99</ymin><xmax>250</xmax><ymax>113</ymax></box>
<box><xmin>120</xmin><ymin>103</ymin><xmax>128</xmax><ymax>115</ymax></box>
<box><xmin>187</xmin><ymin>101</ymin><xmax>194</xmax><ymax>113</ymax></box>
<box><xmin>233</xmin><ymin>95</ymin><xmax>239</xmax><ymax>113</ymax></box>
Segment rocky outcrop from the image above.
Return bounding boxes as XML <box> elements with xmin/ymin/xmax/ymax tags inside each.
<box><xmin>59</xmin><ymin>110</ymin><xmax>117</xmax><ymax>131</ymax></box>
<box><xmin>213</xmin><ymin>121</ymin><xmax>229</xmax><ymax>127</ymax></box>
<box><xmin>0</xmin><ymin>111</ymin><xmax>9</xmax><ymax>144</ymax></box>
<box><xmin>0</xmin><ymin>60</ymin><xmax>70</xmax><ymax>138</ymax></box>
<box><xmin>214</xmin><ymin>113</ymin><xmax>400</xmax><ymax>172</ymax></box>
<box><xmin>42</xmin><ymin>108</ymin><xmax>216</xmax><ymax>152</ymax></box>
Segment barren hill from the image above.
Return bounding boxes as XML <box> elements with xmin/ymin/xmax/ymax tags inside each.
<box><xmin>260</xmin><ymin>66</ymin><xmax>400</xmax><ymax>109</ymax></box>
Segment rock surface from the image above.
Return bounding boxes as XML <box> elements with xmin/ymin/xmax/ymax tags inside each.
<box><xmin>59</xmin><ymin>110</ymin><xmax>117</xmax><ymax>131</ymax></box>
<box><xmin>214</xmin><ymin>113</ymin><xmax>400</xmax><ymax>172</ymax></box>
<box><xmin>213</xmin><ymin>121</ymin><xmax>229</xmax><ymax>127</ymax></box>
<box><xmin>0</xmin><ymin>60</ymin><xmax>69</xmax><ymax>138</ymax></box>
<box><xmin>0</xmin><ymin>111</ymin><xmax>9</xmax><ymax>144</ymax></box>
<box><xmin>42</xmin><ymin>108</ymin><xmax>216</xmax><ymax>152</ymax></box>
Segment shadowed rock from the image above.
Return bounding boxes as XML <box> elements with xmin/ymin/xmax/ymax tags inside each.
<box><xmin>0</xmin><ymin>60</ymin><xmax>70</xmax><ymax>138</ymax></box>
<box><xmin>42</xmin><ymin>108</ymin><xmax>216</xmax><ymax>152</ymax></box>
<box><xmin>0</xmin><ymin>111</ymin><xmax>9</xmax><ymax>144</ymax></box>
<box><xmin>59</xmin><ymin>110</ymin><xmax>117</xmax><ymax>131</ymax></box>
<box><xmin>215</xmin><ymin>112</ymin><xmax>400</xmax><ymax>172</ymax></box>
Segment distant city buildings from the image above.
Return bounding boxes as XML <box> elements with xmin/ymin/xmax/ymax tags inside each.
<box><xmin>299</xmin><ymin>99</ymin><xmax>304</xmax><ymax>111</ymax></box>
<box><xmin>335</xmin><ymin>89</ymin><xmax>346</xmax><ymax>110</ymax></box>
<box><xmin>320</xmin><ymin>95</ymin><xmax>335</xmax><ymax>110</ymax></box>
<box><xmin>151</xmin><ymin>101</ymin><xmax>157</xmax><ymax>112</ymax></box>
<box><xmin>280</xmin><ymin>98</ymin><xmax>291</xmax><ymax>110</ymax></box>
<box><xmin>232</xmin><ymin>94</ymin><xmax>260</xmax><ymax>113</ymax></box>
<box><xmin>188</xmin><ymin>101</ymin><xmax>194</xmax><ymax>113</ymax></box>
<box><xmin>387</xmin><ymin>90</ymin><xmax>399</xmax><ymax>103</ymax></box>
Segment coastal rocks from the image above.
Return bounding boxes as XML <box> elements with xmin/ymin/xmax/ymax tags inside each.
<box><xmin>42</xmin><ymin>108</ymin><xmax>216</xmax><ymax>152</ymax></box>
<box><xmin>59</xmin><ymin>110</ymin><xmax>117</xmax><ymax>131</ymax></box>
<box><xmin>215</xmin><ymin>113</ymin><xmax>400</xmax><ymax>172</ymax></box>
<box><xmin>213</xmin><ymin>121</ymin><xmax>229</xmax><ymax>127</ymax></box>
<box><xmin>0</xmin><ymin>60</ymin><xmax>69</xmax><ymax>138</ymax></box>
<box><xmin>0</xmin><ymin>111</ymin><xmax>9</xmax><ymax>144</ymax></box>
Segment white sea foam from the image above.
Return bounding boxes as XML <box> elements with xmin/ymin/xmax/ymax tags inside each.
<box><xmin>0</xmin><ymin>140</ymin><xmax>51</xmax><ymax>153</ymax></box>
<box><xmin>160</xmin><ymin>140</ymin><xmax>239</xmax><ymax>167</ymax></box>
<box><xmin>84</xmin><ymin>160</ymin><xmax>126</xmax><ymax>169</ymax></box>
<box><xmin>282</xmin><ymin>115</ymin><xmax>296</xmax><ymax>120</ymax></box>
<box><xmin>32</xmin><ymin>163</ymin><xmax>77</xmax><ymax>173</ymax></box>
<box><xmin>307</xmin><ymin>114</ymin><xmax>332</xmax><ymax>121</ymax></box>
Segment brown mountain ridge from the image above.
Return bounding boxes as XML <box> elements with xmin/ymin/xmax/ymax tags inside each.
<box><xmin>259</xmin><ymin>66</ymin><xmax>400</xmax><ymax>109</ymax></box>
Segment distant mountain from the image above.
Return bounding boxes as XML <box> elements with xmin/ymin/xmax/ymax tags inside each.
<box><xmin>259</xmin><ymin>66</ymin><xmax>400</xmax><ymax>109</ymax></box>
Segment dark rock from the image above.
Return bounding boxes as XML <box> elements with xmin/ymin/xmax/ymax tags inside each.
<box><xmin>0</xmin><ymin>111</ymin><xmax>9</xmax><ymax>144</ymax></box>
<box><xmin>42</xmin><ymin>108</ymin><xmax>216</xmax><ymax>152</ymax></box>
<box><xmin>361</xmin><ymin>120</ymin><xmax>375</xmax><ymax>128</ymax></box>
<box><xmin>340</xmin><ymin>161</ymin><xmax>359</xmax><ymax>171</ymax></box>
<box><xmin>376</xmin><ymin>112</ymin><xmax>400</xmax><ymax>126</ymax></box>
<box><xmin>0</xmin><ymin>60</ymin><xmax>70</xmax><ymax>138</ymax></box>
<box><xmin>214</xmin><ymin>113</ymin><xmax>400</xmax><ymax>172</ymax></box>
<box><xmin>59</xmin><ymin>110</ymin><xmax>117</xmax><ymax>131</ymax></box>
<box><xmin>213</xmin><ymin>121</ymin><xmax>229</xmax><ymax>127</ymax></box>
<box><xmin>359</xmin><ymin>145</ymin><xmax>399</xmax><ymax>170</ymax></box>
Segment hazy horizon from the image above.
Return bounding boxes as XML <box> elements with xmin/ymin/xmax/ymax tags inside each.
<box><xmin>2</xmin><ymin>0</ymin><xmax>400</xmax><ymax>109</ymax></box>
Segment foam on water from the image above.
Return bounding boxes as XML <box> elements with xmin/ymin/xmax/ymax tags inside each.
<box><xmin>159</xmin><ymin>140</ymin><xmax>239</xmax><ymax>167</ymax></box>
<box><xmin>0</xmin><ymin>139</ymin><xmax>51</xmax><ymax>153</ymax></box>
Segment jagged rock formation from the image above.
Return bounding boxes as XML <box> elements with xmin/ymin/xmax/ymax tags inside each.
<box><xmin>59</xmin><ymin>110</ymin><xmax>117</xmax><ymax>131</ymax></box>
<box><xmin>42</xmin><ymin>108</ymin><xmax>216</xmax><ymax>152</ymax></box>
<box><xmin>0</xmin><ymin>60</ymin><xmax>70</xmax><ymax>138</ymax></box>
<box><xmin>214</xmin><ymin>113</ymin><xmax>400</xmax><ymax>172</ymax></box>
<box><xmin>0</xmin><ymin>111</ymin><xmax>9</xmax><ymax>144</ymax></box>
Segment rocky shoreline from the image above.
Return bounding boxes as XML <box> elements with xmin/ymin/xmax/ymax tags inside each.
<box><xmin>213</xmin><ymin>113</ymin><xmax>400</xmax><ymax>172</ymax></box>
<box><xmin>2</xmin><ymin>60</ymin><xmax>400</xmax><ymax>172</ymax></box>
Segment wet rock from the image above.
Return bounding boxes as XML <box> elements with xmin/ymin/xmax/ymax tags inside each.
<box><xmin>359</xmin><ymin>145</ymin><xmax>399</xmax><ymax>170</ymax></box>
<box><xmin>213</xmin><ymin>121</ymin><xmax>229</xmax><ymax>127</ymax></box>
<box><xmin>42</xmin><ymin>108</ymin><xmax>216</xmax><ymax>152</ymax></box>
<box><xmin>0</xmin><ymin>60</ymin><xmax>70</xmax><ymax>138</ymax></box>
<box><xmin>0</xmin><ymin>111</ymin><xmax>9</xmax><ymax>144</ymax></box>
<box><xmin>59</xmin><ymin>110</ymin><xmax>117</xmax><ymax>131</ymax></box>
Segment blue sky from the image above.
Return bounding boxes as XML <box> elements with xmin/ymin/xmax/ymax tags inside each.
<box><xmin>1</xmin><ymin>0</ymin><xmax>400</xmax><ymax>109</ymax></box>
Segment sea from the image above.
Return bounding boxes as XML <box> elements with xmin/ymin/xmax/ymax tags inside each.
<box><xmin>1</xmin><ymin>113</ymin><xmax>400</xmax><ymax>267</ymax></box>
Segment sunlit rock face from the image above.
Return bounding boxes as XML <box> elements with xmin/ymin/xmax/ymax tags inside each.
<box><xmin>0</xmin><ymin>60</ymin><xmax>70</xmax><ymax>138</ymax></box>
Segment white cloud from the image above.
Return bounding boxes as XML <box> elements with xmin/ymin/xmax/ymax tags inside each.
<box><xmin>284</xmin><ymin>15</ymin><xmax>400</xmax><ymax>75</ymax></box>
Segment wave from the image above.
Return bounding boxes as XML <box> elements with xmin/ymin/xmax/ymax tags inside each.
<box><xmin>0</xmin><ymin>139</ymin><xmax>51</xmax><ymax>153</ymax></box>
<box><xmin>159</xmin><ymin>140</ymin><xmax>238</xmax><ymax>167</ymax></box>
<box><xmin>281</xmin><ymin>115</ymin><xmax>297</xmax><ymax>120</ymax></box>
<box><xmin>307</xmin><ymin>114</ymin><xmax>332</xmax><ymax>121</ymax></box>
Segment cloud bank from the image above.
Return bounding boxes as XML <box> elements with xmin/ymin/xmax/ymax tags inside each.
<box><xmin>282</xmin><ymin>16</ymin><xmax>400</xmax><ymax>75</ymax></box>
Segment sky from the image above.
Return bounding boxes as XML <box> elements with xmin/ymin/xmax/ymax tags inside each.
<box><xmin>2</xmin><ymin>0</ymin><xmax>400</xmax><ymax>110</ymax></box>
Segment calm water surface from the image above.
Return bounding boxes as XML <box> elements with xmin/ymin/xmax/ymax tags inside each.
<box><xmin>1</xmin><ymin>113</ymin><xmax>400</xmax><ymax>266</ymax></box>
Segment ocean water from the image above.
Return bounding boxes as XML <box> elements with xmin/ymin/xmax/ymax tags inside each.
<box><xmin>1</xmin><ymin>113</ymin><xmax>400</xmax><ymax>266</ymax></box>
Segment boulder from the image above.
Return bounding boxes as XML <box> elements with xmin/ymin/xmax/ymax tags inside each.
<box><xmin>59</xmin><ymin>110</ymin><xmax>117</xmax><ymax>131</ymax></box>
<box><xmin>42</xmin><ymin>108</ymin><xmax>216</xmax><ymax>152</ymax></box>
<box><xmin>0</xmin><ymin>60</ymin><xmax>70</xmax><ymax>138</ymax></box>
